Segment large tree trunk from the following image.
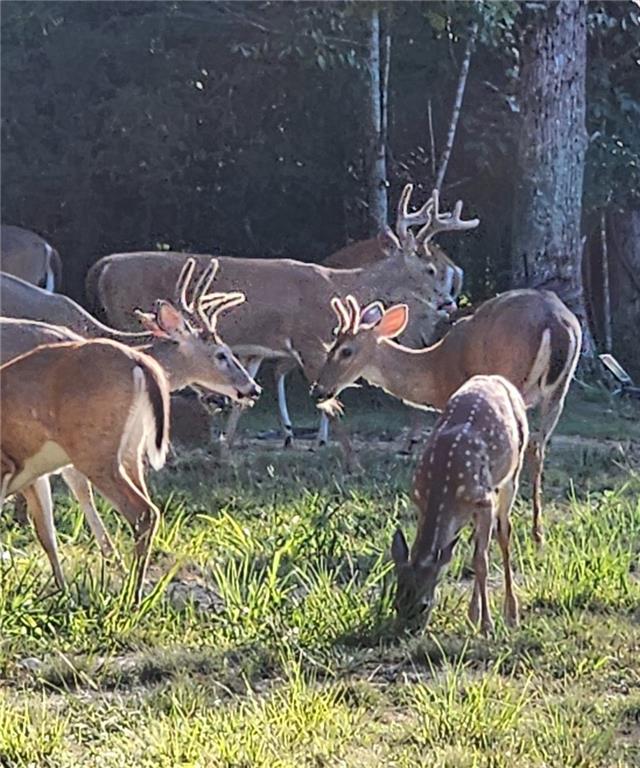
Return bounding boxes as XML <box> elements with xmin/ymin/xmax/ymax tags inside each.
<box><xmin>608</xmin><ymin>209</ymin><xmax>640</xmax><ymax>381</ymax></box>
<box><xmin>366</xmin><ymin>7</ymin><xmax>388</xmax><ymax>235</ymax></box>
<box><xmin>511</xmin><ymin>0</ymin><xmax>594</xmax><ymax>355</ymax></box>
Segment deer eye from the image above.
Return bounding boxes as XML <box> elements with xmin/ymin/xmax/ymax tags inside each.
<box><xmin>215</xmin><ymin>351</ymin><xmax>226</xmax><ymax>363</ymax></box>
<box><xmin>427</xmin><ymin>263</ymin><xmax>437</xmax><ymax>277</ymax></box>
<box><xmin>340</xmin><ymin>347</ymin><xmax>353</xmax><ymax>359</ymax></box>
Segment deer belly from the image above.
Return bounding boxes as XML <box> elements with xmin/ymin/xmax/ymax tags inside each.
<box><xmin>8</xmin><ymin>441</ymin><xmax>71</xmax><ymax>495</ymax></box>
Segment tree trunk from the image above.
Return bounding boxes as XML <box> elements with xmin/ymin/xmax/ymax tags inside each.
<box><xmin>366</xmin><ymin>7</ymin><xmax>388</xmax><ymax>235</ymax></box>
<box><xmin>511</xmin><ymin>0</ymin><xmax>594</xmax><ymax>355</ymax></box>
<box><xmin>608</xmin><ymin>209</ymin><xmax>640</xmax><ymax>381</ymax></box>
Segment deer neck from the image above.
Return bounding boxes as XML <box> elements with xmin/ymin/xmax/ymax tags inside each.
<box><xmin>139</xmin><ymin>341</ymin><xmax>184</xmax><ymax>392</ymax></box>
<box><xmin>366</xmin><ymin>339</ymin><xmax>450</xmax><ymax>410</ymax></box>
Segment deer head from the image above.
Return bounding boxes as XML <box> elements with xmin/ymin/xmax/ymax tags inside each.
<box><xmin>310</xmin><ymin>296</ymin><xmax>408</xmax><ymax>403</ymax></box>
<box><xmin>380</xmin><ymin>185</ymin><xmax>478</xmax><ymax>314</ymax></box>
<box><xmin>390</xmin><ymin>528</ymin><xmax>455</xmax><ymax>623</ymax></box>
<box><xmin>134</xmin><ymin>258</ymin><xmax>261</xmax><ymax>402</ymax></box>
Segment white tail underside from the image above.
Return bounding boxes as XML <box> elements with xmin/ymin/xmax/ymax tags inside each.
<box><xmin>119</xmin><ymin>366</ymin><xmax>167</xmax><ymax>472</ymax></box>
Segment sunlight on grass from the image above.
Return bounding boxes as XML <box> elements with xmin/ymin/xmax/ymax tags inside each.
<box><xmin>0</xmin><ymin>405</ymin><xmax>638</xmax><ymax>766</ymax></box>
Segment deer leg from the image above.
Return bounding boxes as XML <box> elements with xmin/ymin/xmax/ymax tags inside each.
<box><xmin>496</xmin><ymin>479</ymin><xmax>519</xmax><ymax>627</ymax></box>
<box><xmin>276</xmin><ymin>368</ymin><xmax>295</xmax><ymax>448</ymax></box>
<box><xmin>61</xmin><ymin>467</ymin><xmax>121</xmax><ymax>565</ymax></box>
<box><xmin>528</xmin><ymin>388</ymin><xmax>567</xmax><ymax>545</ymax></box>
<box><xmin>316</xmin><ymin>412</ymin><xmax>330</xmax><ymax>447</ymax></box>
<box><xmin>222</xmin><ymin>357</ymin><xmax>262</xmax><ymax>451</ymax></box>
<box><xmin>0</xmin><ymin>452</ymin><xmax>16</xmax><ymax>508</ymax></box>
<box><xmin>400</xmin><ymin>410</ymin><xmax>425</xmax><ymax>454</ymax></box>
<box><xmin>22</xmin><ymin>476</ymin><xmax>66</xmax><ymax>590</ymax></box>
<box><xmin>85</xmin><ymin>463</ymin><xmax>159</xmax><ymax>607</ymax></box>
<box><xmin>469</xmin><ymin>507</ymin><xmax>494</xmax><ymax>635</ymax></box>
<box><xmin>526</xmin><ymin>438</ymin><xmax>545</xmax><ymax>545</ymax></box>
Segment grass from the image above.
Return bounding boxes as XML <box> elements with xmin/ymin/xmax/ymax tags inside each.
<box><xmin>0</xmin><ymin>389</ymin><xmax>639</xmax><ymax>767</ymax></box>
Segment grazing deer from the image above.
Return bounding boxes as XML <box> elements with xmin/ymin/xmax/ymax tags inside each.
<box><xmin>391</xmin><ymin>375</ymin><xmax>529</xmax><ymax>633</ymax></box>
<box><xmin>0</xmin><ymin>259</ymin><xmax>260</xmax><ymax>588</ymax></box>
<box><xmin>311</xmin><ymin>290</ymin><xmax>581</xmax><ymax>543</ymax></box>
<box><xmin>85</xmin><ymin>191</ymin><xmax>477</xmax><ymax>452</ymax></box>
<box><xmin>1</xmin><ymin>225</ymin><xmax>62</xmax><ymax>291</ymax></box>
<box><xmin>0</xmin><ymin>338</ymin><xmax>170</xmax><ymax>605</ymax></box>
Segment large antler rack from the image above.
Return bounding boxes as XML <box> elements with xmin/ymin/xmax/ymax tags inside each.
<box><xmin>415</xmin><ymin>189</ymin><xmax>479</xmax><ymax>246</ymax></box>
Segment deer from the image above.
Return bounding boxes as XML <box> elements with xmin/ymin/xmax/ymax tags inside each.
<box><xmin>311</xmin><ymin>290</ymin><xmax>582</xmax><ymax>544</ymax></box>
<box><xmin>391</xmin><ymin>374</ymin><xmax>529</xmax><ymax>633</ymax></box>
<box><xmin>1</xmin><ymin>271</ymin><xmax>148</xmax><ymax>342</ymax></box>
<box><xmin>0</xmin><ymin>259</ymin><xmax>261</xmax><ymax>588</ymax></box>
<box><xmin>325</xmin><ymin>185</ymin><xmax>467</xmax><ymax>316</ymax></box>
<box><xmin>0</xmin><ymin>337</ymin><xmax>171</xmax><ymax>606</ymax></box>
<box><xmin>1</xmin><ymin>224</ymin><xmax>62</xmax><ymax>291</ymax></box>
<box><xmin>272</xmin><ymin>185</ymin><xmax>473</xmax><ymax>448</ymax></box>
<box><xmin>84</xmin><ymin>189</ymin><xmax>478</xmax><ymax>454</ymax></box>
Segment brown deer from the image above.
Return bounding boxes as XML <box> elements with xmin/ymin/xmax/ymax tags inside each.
<box><xmin>273</xmin><ymin>185</ymin><xmax>474</xmax><ymax>447</ymax></box>
<box><xmin>325</xmin><ymin>186</ymin><xmax>471</xmax><ymax>315</ymax></box>
<box><xmin>85</xmin><ymin>190</ymin><xmax>477</xmax><ymax>452</ymax></box>
<box><xmin>391</xmin><ymin>375</ymin><xmax>529</xmax><ymax>633</ymax></box>
<box><xmin>311</xmin><ymin>290</ymin><xmax>582</xmax><ymax>543</ymax></box>
<box><xmin>0</xmin><ymin>260</ymin><xmax>260</xmax><ymax>594</ymax></box>
<box><xmin>1</xmin><ymin>225</ymin><xmax>62</xmax><ymax>291</ymax></box>
<box><xmin>0</xmin><ymin>338</ymin><xmax>170</xmax><ymax>605</ymax></box>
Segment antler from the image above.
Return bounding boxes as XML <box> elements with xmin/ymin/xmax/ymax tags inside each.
<box><xmin>174</xmin><ymin>258</ymin><xmax>219</xmax><ymax>315</ymax></box>
<box><xmin>330</xmin><ymin>295</ymin><xmax>361</xmax><ymax>336</ymax></box>
<box><xmin>395</xmin><ymin>184</ymin><xmax>434</xmax><ymax>244</ymax></box>
<box><xmin>174</xmin><ymin>257</ymin><xmax>245</xmax><ymax>334</ymax></box>
<box><xmin>330</xmin><ymin>295</ymin><xmax>383</xmax><ymax>338</ymax></box>
<box><xmin>199</xmin><ymin>290</ymin><xmax>245</xmax><ymax>334</ymax></box>
<box><xmin>415</xmin><ymin>189</ymin><xmax>479</xmax><ymax>246</ymax></box>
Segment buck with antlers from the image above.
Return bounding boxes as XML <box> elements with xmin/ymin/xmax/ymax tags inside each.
<box><xmin>391</xmin><ymin>375</ymin><xmax>529</xmax><ymax>633</ymax></box>
<box><xmin>271</xmin><ymin>185</ymin><xmax>474</xmax><ymax>447</ymax></box>
<box><xmin>85</xmin><ymin>187</ymin><xmax>478</xmax><ymax>451</ymax></box>
<box><xmin>325</xmin><ymin>186</ymin><xmax>469</xmax><ymax>316</ymax></box>
<box><xmin>0</xmin><ymin>259</ymin><xmax>260</xmax><ymax>598</ymax></box>
<box><xmin>311</xmin><ymin>290</ymin><xmax>581</xmax><ymax>543</ymax></box>
<box><xmin>1</xmin><ymin>224</ymin><xmax>62</xmax><ymax>291</ymax></box>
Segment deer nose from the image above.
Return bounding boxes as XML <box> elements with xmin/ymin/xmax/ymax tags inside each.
<box><xmin>309</xmin><ymin>382</ymin><xmax>325</xmax><ymax>401</ymax></box>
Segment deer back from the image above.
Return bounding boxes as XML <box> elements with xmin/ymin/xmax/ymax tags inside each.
<box><xmin>0</xmin><ymin>317</ymin><xmax>82</xmax><ymax>365</ymax></box>
<box><xmin>0</xmin><ymin>225</ymin><xmax>59</xmax><ymax>290</ymax></box>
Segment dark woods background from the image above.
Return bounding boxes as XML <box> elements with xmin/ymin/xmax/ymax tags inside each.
<box><xmin>1</xmin><ymin>2</ymin><xmax>639</xmax><ymax>373</ymax></box>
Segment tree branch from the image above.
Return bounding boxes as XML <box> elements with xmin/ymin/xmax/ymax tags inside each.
<box><xmin>434</xmin><ymin>22</ymin><xmax>478</xmax><ymax>194</ymax></box>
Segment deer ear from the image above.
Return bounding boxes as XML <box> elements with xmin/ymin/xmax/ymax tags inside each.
<box><xmin>391</xmin><ymin>528</ymin><xmax>410</xmax><ymax>566</ymax></box>
<box><xmin>360</xmin><ymin>301</ymin><xmax>384</xmax><ymax>328</ymax></box>
<box><xmin>375</xmin><ymin>305</ymin><xmax>409</xmax><ymax>340</ymax></box>
<box><xmin>134</xmin><ymin>308</ymin><xmax>171</xmax><ymax>339</ymax></box>
<box><xmin>155</xmin><ymin>300</ymin><xmax>190</xmax><ymax>338</ymax></box>
<box><xmin>378</xmin><ymin>225</ymin><xmax>401</xmax><ymax>257</ymax></box>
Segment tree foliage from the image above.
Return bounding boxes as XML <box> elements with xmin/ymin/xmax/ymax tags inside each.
<box><xmin>1</xmin><ymin>1</ymin><xmax>637</xmax><ymax>307</ymax></box>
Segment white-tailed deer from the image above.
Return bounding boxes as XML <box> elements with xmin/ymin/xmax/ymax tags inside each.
<box><xmin>325</xmin><ymin>186</ymin><xmax>471</xmax><ymax>314</ymax></box>
<box><xmin>1</xmin><ymin>225</ymin><xmax>62</xmax><ymax>291</ymax></box>
<box><xmin>391</xmin><ymin>375</ymin><xmax>529</xmax><ymax>633</ymax></box>
<box><xmin>85</xmin><ymin>189</ymin><xmax>478</xmax><ymax>452</ymax></box>
<box><xmin>0</xmin><ymin>259</ymin><xmax>261</xmax><ymax>590</ymax></box>
<box><xmin>0</xmin><ymin>338</ymin><xmax>170</xmax><ymax>606</ymax></box>
<box><xmin>311</xmin><ymin>290</ymin><xmax>582</xmax><ymax>543</ymax></box>
<box><xmin>274</xmin><ymin>185</ymin><xmax>473</xmax><ymax>447</ymax></box>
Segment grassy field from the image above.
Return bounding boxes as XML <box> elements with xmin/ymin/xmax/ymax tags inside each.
<box><xmin>0</xmin><ymin>387</ymin><xmax>639</xmax><ymax>767</ymax></box>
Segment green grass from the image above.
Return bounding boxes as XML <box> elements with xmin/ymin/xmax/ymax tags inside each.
<box><xmin>0</xmin><ymin>390</ymin><xmax>639</xmax><ymax>767</ymax></box>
